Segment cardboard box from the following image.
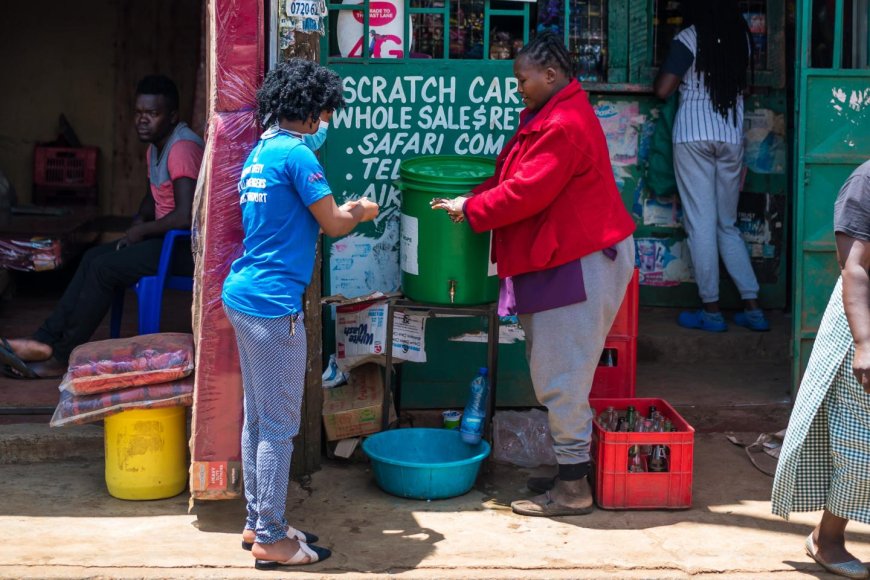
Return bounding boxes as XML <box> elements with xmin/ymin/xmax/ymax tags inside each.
<box><xmin>333</xmin><ymin>296</ymin><xmax>426</xmax><ymax>372</ymax></box>
<box><xmin>190</xmin><ymin>461</ymin><xmax>243</xmax><ymax>499</ymax></box>
<box><xmin>322</xmin><ymin>364</ymin><xmax>396</xmax><ymax>442</ymax></box>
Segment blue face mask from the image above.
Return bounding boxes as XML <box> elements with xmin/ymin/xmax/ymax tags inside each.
<box><xmin>302</xmin><ymin>121</ymin><xmax>329</xmax><ymax>151</ymax></box>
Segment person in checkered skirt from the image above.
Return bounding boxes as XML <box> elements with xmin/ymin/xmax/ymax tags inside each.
<box><xmin>772</xmin><ymin>159</ymin><xmax>870</xmax><ymax>579</ymax></box>
<box><xmin>222</xmin><ymin>59</ymin><xmax>378</xmax><ymax>570</ymax></box>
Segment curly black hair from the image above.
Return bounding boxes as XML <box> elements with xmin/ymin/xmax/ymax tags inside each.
<box><xmin>136</xmin><ymin>75</ymin><xmax>180</xmax><ymax>112</ymax></box>
<box><xmin>517</xmin><ymin>32</ymin><xmax>576</xmax><ymax>78</ymax></box>
<box><xmin>256</xmin><ymin>59</ymin><xmax>345</xmax><ymax>126</ymax></box>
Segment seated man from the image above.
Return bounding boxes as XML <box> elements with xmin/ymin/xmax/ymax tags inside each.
<box><xmin>1</xmin><ymin>75</ymin><xmax>203</xmax><ymax>379</ymax></box>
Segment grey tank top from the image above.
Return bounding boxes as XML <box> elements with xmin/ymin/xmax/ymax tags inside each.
<box><xmin>148</xmin><ymin>122</ymin><xmax>205</xmax><ymax>185</ymax></box>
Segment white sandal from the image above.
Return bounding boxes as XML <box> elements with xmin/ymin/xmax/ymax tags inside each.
<box><xmin>241</xmin><ymin>526</ymin><xmax>319</xmax><ymax>551</ymax></box>
<box><xmin>254</xmin><ymin>542</ymin><xmax>331</xmax><ymax>569</ymax></box>
<box><xmin>805</xmin><ymin>533</ymin><xmax>869</xmax><ymax>579</ymax></box>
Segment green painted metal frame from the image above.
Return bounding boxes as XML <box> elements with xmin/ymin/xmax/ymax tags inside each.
<box><xmin>322</xmin><ymin>0</ymin><xmax>530</xmax><ymax>63</ymax></box>
<box><xmin>791</xmin><ymin>0</ymin><xmax>870</xmax><ymax>393</ymax></box>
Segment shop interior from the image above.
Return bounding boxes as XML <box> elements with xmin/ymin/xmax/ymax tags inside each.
<box><xmin>0</xmin><ymin>0</ymin><xmax>204</xmax><ymax>415</ymax></box>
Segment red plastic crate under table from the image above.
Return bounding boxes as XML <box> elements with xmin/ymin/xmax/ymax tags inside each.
<box><xmin>34</xmin><ymin>146</ymin><xmax>99</xmax><ymax>188</ymax></box>
<box><xmin>590</xmin><ymin>397</ymin><xmax>695</xmax><ymax>509</ymax></box>
<box><xmin>607</xmin><ymin>268</ymin><xmax>639</xmax><ymax>337</ymax></box>
<box><xmin>590</xmin><ymin>336</ymin><xmax>636</xmax><ymax>399</ymax></box>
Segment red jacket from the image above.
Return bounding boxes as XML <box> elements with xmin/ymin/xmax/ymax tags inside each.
<box><xmin>464</xmin><ymin>80</ymin><xmax>635</xmax><ymax>278</ymax></box>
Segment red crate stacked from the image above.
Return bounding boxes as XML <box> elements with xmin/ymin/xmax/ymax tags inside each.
<box><xmin>33</xmin><ymin>146</ymin><xmax>99</xmax><ymax>205</ymax></box>
<box><xmin>591</xmin><ymin>268</ymin><xmax>639</xmax><ymax>398</ymax></box>
<box><xmin>590</xmin><ymin>397</ymin><xmax>694</xmax><ymax>509</ymax></box>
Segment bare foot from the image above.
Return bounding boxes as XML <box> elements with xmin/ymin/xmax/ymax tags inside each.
<box><xmin>6</xmin><ymin>338</ymin><xmax>52</xmax><ymax>362</ymax></box>
<box><xmin>549</xmin><ymin>477</ymin><xmax>594</xmax><ymax>510</ymax></box>
<box><xmin>251</xmin><ymin>538</ymin><xmax>312</xmax><ymax>563</ymax></box>
<box><xmin>814</xmin><ymin>527</ymin><xmax>861</xmax><ymax>564</ymax></box>
<box><xmin>27</xmin><ymin>357</ymin><xmax>66</xmax><ymax>378</ymax></box>
<box><xmin>242</xmin><ymin>528</ymin><xmax>255</xmax><ymax>545</ymax></box>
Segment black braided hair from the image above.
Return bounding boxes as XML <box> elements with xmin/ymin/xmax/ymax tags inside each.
<box><xmin>256</xmin><ymin>59</ymin><xmax>345</xmax><ymax>126</ymax></box>
<box><xmin>136</xmin><ymin>75</ymin><xmax>180</xmax><ymax>112</ymax></box>
<box><xmin>516</xmin><ymin>32</ymin><xmax>576</xmax><ymax>78</ymax></box>
<box><xmin>691</xmin><ymin>0</ymin><xmax>752</xmax><ymax>125</ymax></box>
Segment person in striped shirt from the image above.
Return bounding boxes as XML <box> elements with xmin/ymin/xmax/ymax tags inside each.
<box><xmin>654</xmin><ymin>0</ymin><xmax>770</xmax><ymax>333</ymax></box>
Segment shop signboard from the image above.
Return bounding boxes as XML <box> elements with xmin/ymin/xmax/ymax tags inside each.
<box><xmin>323</xmin><ymin>61</ymin><xmax>520</xmax><ymax>298</ymax></box>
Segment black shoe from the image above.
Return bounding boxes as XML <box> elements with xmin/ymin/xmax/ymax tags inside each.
<box><xmin>254</xmin><ymin>544</ymin><xmax>331</xmax><ymax>569</ymax></box>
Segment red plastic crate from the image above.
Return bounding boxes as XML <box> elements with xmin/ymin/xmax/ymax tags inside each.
<box><xmin>590</xmin><ymin>336</ymin><xmax>636</xmax><ymax>399</ymax></box>
<box><xmin>33</xmin><ymin>146</ymin><xmax>98</xmax><ymax>188</ymax></box>
<box><xmin>589</xmin><ymin>397</ymin><xmax>694</xmax><ymax>509</ymax></box>
<box><xmin>608</xmin><ymin>268</ymin><xmax>639</xmax><ymax>337</ymax></box>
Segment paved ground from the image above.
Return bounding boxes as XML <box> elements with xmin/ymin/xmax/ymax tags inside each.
<box><xmin>0</xmin><ymin>271</ymin><xmax>832</xmax><ymax>579</ymax></box>
<box><xmin>1</xmin><ymin>432</ymin><xmax>866</xmax><ymax>579</ymax></box>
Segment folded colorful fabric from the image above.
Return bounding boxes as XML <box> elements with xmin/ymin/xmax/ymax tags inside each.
<box><xmin>62</xmin><ymin>333</ymin><xmax>194</xmax><ymax>395</ymax></box>
<box><xmin>51</xmin><ymin>376</ymin><xmax>194</xmax><ymax>427</ymax></box>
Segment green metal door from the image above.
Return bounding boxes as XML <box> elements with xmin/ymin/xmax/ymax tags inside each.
<box><xmin>792</xmin><ymin>0</ymin><xmax>870</xmax><ymax>390</ymax></box>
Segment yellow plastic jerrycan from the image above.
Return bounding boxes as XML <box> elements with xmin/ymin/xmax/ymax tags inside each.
<box><xmin>104</xmin><ymin>406</ymin><xmax>188</xmax><ymax>500</ymax></box>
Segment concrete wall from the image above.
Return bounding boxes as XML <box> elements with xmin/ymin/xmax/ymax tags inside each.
<box><xmin>0</xmin><ymin>0</ymin><xmax>117</xmax><ymax>208</ymax></box>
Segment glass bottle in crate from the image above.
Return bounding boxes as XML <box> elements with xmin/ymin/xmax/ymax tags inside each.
<box><xmin>638</xmin><ymin>419</ymin><xmax>654</xmax><ymax>455</ymax></box>
<box><xmin>625</xmin><ymin>406</ymin><xmax>637</xmax><ymax>431</ymax></box>
<box><xmin>597</xmin><ymin>406</ymin><xmax>618</xmax><ymax>431</ymax></box>
<box><xmin>628</xmin><ymin>445</ymin><xmax>647</xmax><ymax>472</ymax></box>
<box><xmin>599</xmin><ymin>347</ymin><xmax>616</xmax><ymax>367</ymax></box>
<box><xmin>648</xmin><ymin>444</ymin><xmax>669</xmax><ymax>473</ymax></box>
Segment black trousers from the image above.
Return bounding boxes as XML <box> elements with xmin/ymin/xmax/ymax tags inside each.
<box><xmin>33</xmin><ymin>238</ymin><xmax>192</xmax><ymax>363</ymax></box>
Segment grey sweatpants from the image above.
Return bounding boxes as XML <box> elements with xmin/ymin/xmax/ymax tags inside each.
<box><xmin>518</xmin><ymin>235</ymin><xmax>635</xmax><ymax>464</ymax></box>
<box><xmin>673</xmin><ymin>141</ymin><xmax>760</xmax><ymax>303</ymax></box>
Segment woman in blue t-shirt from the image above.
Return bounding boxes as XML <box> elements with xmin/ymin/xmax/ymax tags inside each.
<box><xmin>222</xmin><ymin>59</ymin><xmax>378</xmax><ymax>570</ymax></box>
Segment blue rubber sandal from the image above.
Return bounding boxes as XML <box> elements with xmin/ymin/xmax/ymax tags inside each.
<box><xmin>734</xmin><ymin>309</ymin><xmax>771</xmax><ymax>332</ymax></box>
<box><xmin>677</xmin><ymin>310</ymin><xmax>727</xmax><ymax>333</ymax></box>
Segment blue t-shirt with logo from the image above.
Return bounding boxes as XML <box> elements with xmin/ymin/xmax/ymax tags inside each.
<box><xmin>222</xmin><ymin>127</ymin><xmax>331</xmax><ymax>317</ymax></box>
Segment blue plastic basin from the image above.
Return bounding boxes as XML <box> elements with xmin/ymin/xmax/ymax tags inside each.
<box><xmin>362</xmin><ymin>428</ymin><xmax>491</xmax><ymax>500</ymax></box>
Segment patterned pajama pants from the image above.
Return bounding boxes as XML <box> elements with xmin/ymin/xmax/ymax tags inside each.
<box><xmin>225</xmin><ymin>305</ymin><xmax>306</xmax><ymax>545</ymax></box>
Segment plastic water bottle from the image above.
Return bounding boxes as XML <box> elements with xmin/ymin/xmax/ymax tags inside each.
<box><xmin>459</xmin><ymin>367</ymin><xmax>489</xmax><ymax>445</ymax></box>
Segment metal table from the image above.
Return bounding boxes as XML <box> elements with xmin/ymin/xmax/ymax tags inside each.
<box><xmin>382</xmin><ymin>299</ymin><xmax>500</xmax><ymax>441</ymax></box>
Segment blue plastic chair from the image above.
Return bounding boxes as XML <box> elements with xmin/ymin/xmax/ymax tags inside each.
<box><xmin>110</xmin><ymin>229</ymin><xmax>193</xmax><ymax>338</ymax></box>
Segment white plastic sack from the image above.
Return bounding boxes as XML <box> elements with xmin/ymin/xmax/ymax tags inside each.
<box><xmin>322</xmin><ymin>354</ymin><xmax>348</xmax><ymax>389</ymax></box>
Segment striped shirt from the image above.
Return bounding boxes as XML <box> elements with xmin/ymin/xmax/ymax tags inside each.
<box><xmin>670</xmin><ymin>26</ymin><xmax>746</xmax><ymax>145</ymax></box>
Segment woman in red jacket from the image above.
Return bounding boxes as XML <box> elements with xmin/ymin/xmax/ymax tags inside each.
<box><xmin>433</xmin><ymin>33</ymin><xmax>635</xmax><ymax>517</ymax></box>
